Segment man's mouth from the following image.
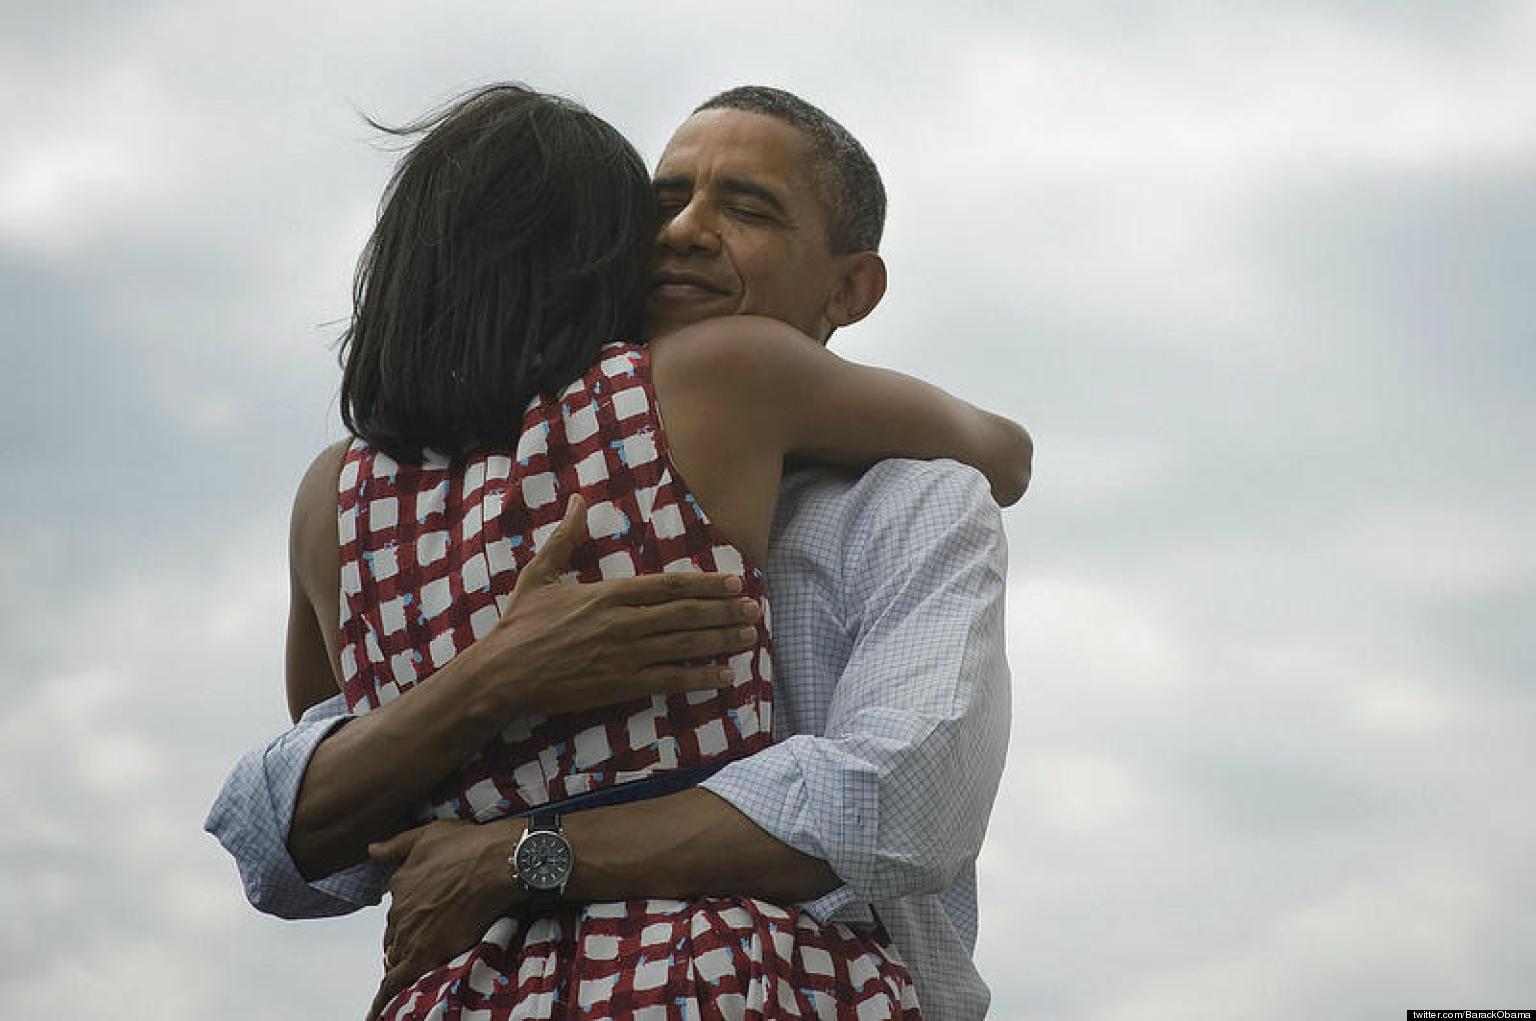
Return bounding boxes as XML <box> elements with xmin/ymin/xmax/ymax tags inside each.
<box><xmin>651</xmin><ymin>270</ymin><xmax>731</xmax><ymax>300</ymax></box>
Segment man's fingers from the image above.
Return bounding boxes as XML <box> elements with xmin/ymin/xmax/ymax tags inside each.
<box><xmin>366</xmin><ymin>977</ymin><xmax>392</xmax><ymax>1021</ymax></box>
<box><xmin>605</xmin><ymin>570</ymin><xmax>744</xmax><ymax>606</ymax></box>
<box><xmin>367</xmin><ymin>983</ymin><xmax>389</xmax><ymax>1021</ymax></box>
<box><xmin>368</xmin><ymin>826</ymin><xmax>425</xmax><ymax>866</ymax></box>
<box><xmin>610</xmin><ymin>597</ymin><xmax>761</xmax><ymax>639</ymax></box>
<box><xmin>367</xmin><ymin>976</ymin><xmax>400</xmax><ymax>1021</ymax></box>
<box><xmin>371</xmin><ymin>953</ymin><xmax>431</xmax><ymax>1021</ymax></box>
<box><xmin>368</xmin><ymin>960</ymin><xmax>416</xmax><ymax>1020</ymax></box>
<box><xmin>629</xmin><ymin>661</ymin><xmax>742</xmax><ymax>694</ymax></box>
<box><xmin>521</xmin><ymin>494</ymin><xmax>588</xmax><ymax>586</ymax></box>
<box><xmin>630</xmin><ymin>623</ymin><xmax>760</xmax><ymax>668</ymax></box>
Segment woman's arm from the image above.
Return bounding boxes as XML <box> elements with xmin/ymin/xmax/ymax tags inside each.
<box><xmin>285</xmin><ymin>441</ymin><xmax>350</xmax><ymax>721</ymax></box>
<box><xmin>661</xmin><ymin>316</ymin><xmax>1033</xmax><ymax>505</ymax></box>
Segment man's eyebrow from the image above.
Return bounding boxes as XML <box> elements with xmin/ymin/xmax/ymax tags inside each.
<box><xmin>652</xmin><ymin>174</ymin><xmax>691</xmax><ymax>193</ymax></box>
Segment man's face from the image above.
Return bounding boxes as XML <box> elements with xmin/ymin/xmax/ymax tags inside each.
<box><xmin>648</xmin><ymin>108</ymin><xmax>841</xmax><ymax>341</ymax></box>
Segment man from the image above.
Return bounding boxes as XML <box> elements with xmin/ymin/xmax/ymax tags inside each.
<box><xmin>207</xmin><ymin>85</ymin><xmax>1014</xmax><ymax>1019</ymax></box>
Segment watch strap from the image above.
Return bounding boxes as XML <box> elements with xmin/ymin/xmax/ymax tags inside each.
<box><xmin>525</xmin><ymin>886</ymin><xmax>560</xmax><ymax>912</ymax></box>
<box><xmin>513</xmin><ymin>809</ymin><xmax>569</xmax><ymax>912</ymax></box>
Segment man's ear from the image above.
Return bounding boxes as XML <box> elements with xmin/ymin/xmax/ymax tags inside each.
<box><xmin>826</xmin><ymin>251</ymin><xmax>887</xmax><ymax>329</ymax></box>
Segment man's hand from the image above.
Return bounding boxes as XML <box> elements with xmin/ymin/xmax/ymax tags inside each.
<box><xmin>463</xmin><ymin>492</ymin><xmax>764</xmax><ymax>719</ymax></box>
<box><xmin>362</xmin><ymin>792</ymin><xmax>841</xmax><ymax>1020</ymax></box>
<box><xmin>365</xmin><ymin>818</ymin><xmax>524</xmax><ymax>1021</ymax></box>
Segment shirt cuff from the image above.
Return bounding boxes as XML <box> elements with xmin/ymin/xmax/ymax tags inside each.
<box><xmin>205</xmin><ymin>704</ymin><xmax>388</xmax><ymax>918</ymax></box>
<box><xmin>798</xmin><ymin>884</ymin><xmax>875</xmax><ymax>927</ymax></box>
<box><xmin>700</xmin><ymin>754</ymin><xmax>876</xmax><ymax>930</ymax></box>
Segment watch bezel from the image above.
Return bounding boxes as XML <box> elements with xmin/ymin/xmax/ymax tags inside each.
<box><xmin>512</xmin><ymin>826</ymin><xmax>572</xmax><ymax>893</ymax></box>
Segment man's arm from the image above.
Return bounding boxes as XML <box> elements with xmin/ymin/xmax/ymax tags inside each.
<box><xmin>204</xmin><ymin>694</ymin><xmax>387</xmax><ymax>918</ymax></box>
<box><xmin>698</xmin><ymin>460</ymin><xmax>1010</xmax><ymax>917</ymax></box>
<box><xmin>207</xmin><ymin>489</ymin><xmax>763</xmax><ymax>915</ymax></box>
<box><xmin>380</xmin><ymin>459</ymin><xmax>1006</xmax><ymax>924</ymax></box>
<box><xmin>289</xmin><ymin>483</ymin><xmax>766</xmax><ymax>880</ymax></box>
<box><xmin>572</xmin><ymin>461</ymin><xmax>1008</xmax><ymax>911</ymax></box>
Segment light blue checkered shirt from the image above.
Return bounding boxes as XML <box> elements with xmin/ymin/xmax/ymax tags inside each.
<box><xmin>206</xmin><ymin>458</ymin><xmax>1011</xmax><ymax>1020</ymax></box>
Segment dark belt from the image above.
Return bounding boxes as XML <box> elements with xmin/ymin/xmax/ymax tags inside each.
<box><xmin>513</xmin><ymin>761</ymin><xmax>728</xmax><ymax>818</ymax></box>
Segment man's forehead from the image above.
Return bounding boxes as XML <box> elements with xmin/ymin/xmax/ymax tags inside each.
<box><xmin>654</xmin><ymin>108</ymin><xmax>814</xmax><ymax>190</ymax></box>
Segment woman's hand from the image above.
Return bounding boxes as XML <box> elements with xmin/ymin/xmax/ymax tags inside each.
<box><xmin>365</xmin><ymin>818</ymin><xmax>525</xmax><ymax>1021</ymax></box>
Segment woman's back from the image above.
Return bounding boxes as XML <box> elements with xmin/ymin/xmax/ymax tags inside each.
<box><xmin>339</xmin><ymin>341</ymin><xmax>776</xmax><ymax>819</ymax></box>
<box><xmin>337</xmin><ymin>340</ymin><xmax>921</xmax><ymax>1020</ymax></box>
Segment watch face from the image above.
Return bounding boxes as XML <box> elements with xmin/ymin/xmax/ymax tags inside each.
<box><xmin>514</xmin><ymin>831</ymin><xmax>572</xmax><ymax>891</ymax></box>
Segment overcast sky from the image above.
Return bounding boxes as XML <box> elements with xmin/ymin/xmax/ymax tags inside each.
<box><xmin>2</xmin><ymin>3</ymin><xmax>1533</xmax><ymax>1018</ymax></box>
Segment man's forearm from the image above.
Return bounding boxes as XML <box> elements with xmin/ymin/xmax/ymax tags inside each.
<box><xmin>289</xmin><ymin>644</ymin><xmax>517</xmax><ymax>880</ymax></box>
<box><xmin>563</xmin><ymin>788</ymin><xmax>839</xmax><ymax>904</ymax></box>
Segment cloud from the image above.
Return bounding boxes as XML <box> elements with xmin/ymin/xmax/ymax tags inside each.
<box><xmin>982</xmin><ymin>548</ymin><xmax>1536</xmax><ymax>1018</ymax></box>
<box><xmin>4</xmin><ymin>3</ymin><xmax>1534</xmax><ymax>1019</ymax></box>
<box><xmin>0</xmin><ymin>507</ymin><xmax>391</xmax><ymax>1017</ymax></box>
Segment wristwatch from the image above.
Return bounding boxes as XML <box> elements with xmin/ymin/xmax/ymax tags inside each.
<box><xmin>509</xmin><ymin>809</ymin><xmax>573</xmax><ymax>910</ymax></box>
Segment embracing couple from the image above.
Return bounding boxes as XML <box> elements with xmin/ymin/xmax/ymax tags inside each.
<box><xmin>208</xmin><ymin>84</ymin><xmax>1028</xmax><ymax>1020</ymax></box>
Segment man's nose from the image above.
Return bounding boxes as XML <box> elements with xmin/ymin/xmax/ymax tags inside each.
<box><xmin>657</xmin><ymin>198</ymin><xmax>721</xmax><ymax>255</ymax></box>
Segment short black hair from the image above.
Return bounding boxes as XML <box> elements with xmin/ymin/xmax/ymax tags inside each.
<box><xmin>339</xmin><ymin>83</ymin><xmax>657</xmax><ymax>462</ymax></box>
<box><xmin>695</xmin><ymin>86</ymin><xmax>886</xmax><ymax>253</ymax></box>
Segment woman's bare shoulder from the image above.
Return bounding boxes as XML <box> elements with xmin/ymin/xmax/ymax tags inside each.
<box><xmin>293</xmin><ymin>440</ymin><xmax>351</xmax><ymax>516</ymax></box>
<box><xmin>289</xmin><ymin>439</ymin><xmax>351</xmax><ymax>573</ymax></box>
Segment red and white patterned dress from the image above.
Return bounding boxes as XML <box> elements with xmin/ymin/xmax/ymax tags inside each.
<box><xmin>338</xmin><ymin>342</ymin><xmax>922</xmax><ymax>1020</ymax></box>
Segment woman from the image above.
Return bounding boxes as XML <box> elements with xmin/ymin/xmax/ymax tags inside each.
<box><xmin>286</xmin><ymin>84</ymin><xmax>1030</xmax><ymax>1020</ymax></box>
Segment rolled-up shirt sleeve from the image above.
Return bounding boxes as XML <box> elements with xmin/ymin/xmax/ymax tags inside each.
<box><xmin>702</xmin><ymin>461</ymin><xmax>1011</xmax><ymax>925</ymax></box>
<box><xmin>204</xmin><ymin>695</ymin><xmax>389</xmax><ymax>919</ymax></box>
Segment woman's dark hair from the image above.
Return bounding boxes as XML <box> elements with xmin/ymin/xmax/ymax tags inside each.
<box><xmin>338</xmin><ymin>84</ymin><xmax>658</xmax><ymax>461</ymax></box>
